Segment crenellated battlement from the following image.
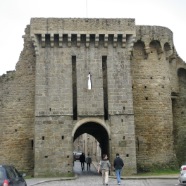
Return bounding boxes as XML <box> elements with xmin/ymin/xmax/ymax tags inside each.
<box><xmin>135</xmin><ymin>25</ymin><xmax>174</xmax><ymax>60</ymax></box>
<box><xmin>31</xmin><ymin>32</ymin><xmax>135</xmax><ymax>55</ymax></box>
<box><xmin>30</xmin><ymin>18</ymin><xmax>136</xmax><ymax>55</ymax></box>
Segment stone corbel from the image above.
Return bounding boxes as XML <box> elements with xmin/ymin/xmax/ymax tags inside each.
<box><xmin>144</xmin><ymin>46</ymin><xmax>150</xmax><ymax>54</ymax></box>
<box><xmin>67</xmin><ymin>34</ymin><xmax>71</xmax><ymax>47</ymax></box>
<box><xmin>164</xmin><ymin>42</ymin><xmax>173</xmax><ymax>60</ymax></box>
<box><xmin>157</xmin><ymin>45</ymin><xmax>163</xmax><ymax>60</ymax></box>
<box><xmin>86</xmin><ymin>34</ymin><xmax>90</xmax><ymax>48</ymax></box>
<box><xmin>144</xmin><ymin>40</ymin><xmax>150</xmax><ymax>59</ymax></box>
<box><xmin>95</xmin><ymin>34</ymin><xmax>99</xmax><ymax>48</ymax></box>
<box><xmin>166</xmin><ymin>48</ymin><xmax>173</xmax><ymax>60</ymax></box>
<box><xmin>122</xmin><ymin>34</ymin><xmax>126</xmax><ymax>48</ymax></box>
<box><xmin>41</xmin><ymin>34</ymin><xmax>45</xmax><ymax>48</ymax></box>
<box><xmin>127</xmin><ymin>36</ymin><xmax>135</xmax><ymax>53</ymax></box>
<box><xmin>77</xmin><ymin>34</ymin><xmax>81</xmax><ymax>47</ymax></box>
<box><xmin>168</xmin><ymin>52</ymin><xmax>177</xmax><ymax>62</ymax></box>
<box><xmin>31</xmin><ymin>34</ymin><xmax>39</xmax><ymax>56</ymax></box>
<box><xmin>59</xmin><ymin>34</ymin><xmax>63</xmax><ymax>48</ymax></box>
<box><xmin>113</xmin><ymin>34</ymin><xmax>117</xmax><ymax>48</ymax></box>
<box><xmin>144</xmin><ymin>46</ymin><xmax>150</xmax><ymax>59</ymax></box>
<box><xmin>50</xmin><ymin>33</ymin><xmax>54</xmax><ymax>48</ymax></box>
<box><xmin>104</xmin><ymin>34</ymin><xmax>108</xmax><ymax>48</ymax></box>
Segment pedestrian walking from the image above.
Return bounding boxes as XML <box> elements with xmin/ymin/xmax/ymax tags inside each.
<box><xmin>79</xmin><ymin>153</ymin><xmax>86</xmax><ymax>171</ymax></box>
<box><xmin>86</xmin><ymin>153</ymin><xmax>92</xmax><ymax>171</ymax></box>
<box><xmin>97</xmin><ymin>154</ymin><xmax>111</xmax><ymax>186</ymax></box>
<box><xmin>113</xmin><ymin>153</ymin><xmax>124</xmax><ymax>185</ymax></box>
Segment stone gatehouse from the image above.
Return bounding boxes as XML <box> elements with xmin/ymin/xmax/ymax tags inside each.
<box><xmin>0</xmin><ymin>18</ymin><xmax>186</xmax><ymax>176</ymax></box>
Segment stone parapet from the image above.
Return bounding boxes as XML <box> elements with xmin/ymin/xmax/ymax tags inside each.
<box><xmin>30</xmin><ymin>18</ymin><xmax>135</xmax><ymax>33</ymax></box>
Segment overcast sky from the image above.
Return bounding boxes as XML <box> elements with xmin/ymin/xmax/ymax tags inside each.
<box><xmin>0</xmin><ymin>0</ymin><xmax>186</xmax><ymax>75</ymax></box>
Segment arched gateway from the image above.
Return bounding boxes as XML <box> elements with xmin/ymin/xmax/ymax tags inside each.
<box><xmin>33</xmin><ymin>18</ymin><xmax>137</xmax><ymax>176</ymax></box>
<box><xmin>72</xmin><ymin>118</ymin><xmax>110</xmax><ymax>157</ymax></box>
<box><xmin>2</xmin><ymin>17</ymin><xmax>184</xmax><ymax>177</ymax></box>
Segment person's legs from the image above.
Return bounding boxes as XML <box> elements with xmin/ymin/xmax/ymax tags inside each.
<box><xmin>102</xmin><ymin>170</ymin><xmax>105</xmax><ymax>185</ymax></box>
<box><xmin>87</xmin><ymin>163</ymin><xmax>90</xmax><ymax>170</ymax></box>
<box><xmin>105</xmin><ymin>170</ymin><xmax>109</xmax><ymax>185</ymax></box>
<box><xmin>115</xmin><ymin>169</ymin><xmax>121</xmax><ymax>184</ymax></box>
<box><xmin>118</xmin><ymin>169</ymin><xmax>122</xmax><ymax>184</ymax></box>
<box><xmin>82</xmin><ymin>162</ymin><xmax>84</xmax><ymax>170</ymax></box>
<box><xmin>81</xmin><ymin>162</ymin><xmax>84</xmax><ymax>170</ymax></box>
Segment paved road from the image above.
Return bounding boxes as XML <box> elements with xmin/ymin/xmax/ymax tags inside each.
<box><xmin>26</xmin><ymin>161</ymin><xmax>180</xmax><ymax>186</ymax></box>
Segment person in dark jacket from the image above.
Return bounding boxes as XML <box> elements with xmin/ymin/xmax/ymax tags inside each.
<box><xmin>79</xmin><ymin>153</ymin><xmax>86</xmax><ymax>171</ymax></box>
<box><xmin>113</xmin><ymin>153</ymin><xmax>124</xmax><ymax>185</ymax></box>
<box><xmin>86</xmin><ymin>153</ymin><xmax>92</xmax><ymax>171</ymax></box>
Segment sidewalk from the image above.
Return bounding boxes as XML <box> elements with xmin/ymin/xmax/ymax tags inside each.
<box><xmin>26</xmin><ymin>161</ymin><xmax>98</xmax><ymax>186</ymax></box>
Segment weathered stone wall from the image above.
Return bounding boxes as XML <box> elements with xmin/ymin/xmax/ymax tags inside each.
<box><xmin>131</xmin><ymin>26</ymin><xmax>178</xmax><ymax>170</ymax></box>
<box><xmin>171</xmin><ymin>59</ymin><xmax>186</xmax><ymax>166</ymax></box>
<box><xmin>0</xmin><ymin>25</ymin><xmax>35</xmax><ymax>173</ymax></box>
<box><xmin>34</xmin><ymin>116</ymin><xmax>73</xmax><ymax>176</ymax></box>
<box><xmin>31</xmin><ymin>18</ymin><xmax>137</xmax><ymax>176</ymax></box>
<box><xmin>0</xmin><ymin>18</ymin><xmax>186</xmax><ymax>176</ymax></box>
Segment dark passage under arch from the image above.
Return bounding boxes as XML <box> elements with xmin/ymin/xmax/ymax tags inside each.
<box><xmin>73</xmin><ymin>122</ymin><xmax>109</xmax><ymax>157</ymax></box>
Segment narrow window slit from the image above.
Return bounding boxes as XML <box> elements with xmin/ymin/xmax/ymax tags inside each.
<box><xmin>102</xmin><ymin>56</ymin><xmax>108</xmax><ymax>120</ymax></box>
<box><xmin>72</xmin><ymin>56</ymin><xmax>77</xmax><ymax>120</ymax></box>
<box><xmin>87</xmin><ymin>72</ymin><xmax>92</xmax><ymax>89</ymax></box>
<box><xmin>31</xmin><ymin>140</ymin><xmax>34</xmax><ymax>150</ymax></box>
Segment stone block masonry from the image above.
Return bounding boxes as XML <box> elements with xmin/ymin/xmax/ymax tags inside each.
<box><xmin>0</xmin><ymin>18</ymin><xmax>186</xmax><ymax>176</ymax></box>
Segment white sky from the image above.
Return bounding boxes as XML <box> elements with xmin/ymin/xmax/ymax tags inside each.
<box><xmin>0</xmin><ymin>0</ymin><xmax>186</xmax><ymax>75</ymax></box>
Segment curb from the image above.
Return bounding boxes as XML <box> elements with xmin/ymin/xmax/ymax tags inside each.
<box><xmin>27</xmin><ymin>174</ymin><xmax>78</xmax><ymax>186</ymax></box>
<box><xmin>110</xmin><ymin>175</ymin><xmax>179</xmax><ymax>180</ymax></box>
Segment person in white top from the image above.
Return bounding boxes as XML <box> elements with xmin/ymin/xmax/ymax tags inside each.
<box><xmin>97</xmin><ymin>154</ymin><xmax>111</xmax><ymax>186</ymax></box>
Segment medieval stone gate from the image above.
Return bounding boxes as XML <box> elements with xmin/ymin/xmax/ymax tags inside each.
<box><xmin>32</xmin><ymin>18</ymin><xmax>136</xmax><ymax>176</ymax></box>
<box><xmin>0</xmin><ymin>18</ymin><xmax>186</xmax><ymax>177</ymax></box>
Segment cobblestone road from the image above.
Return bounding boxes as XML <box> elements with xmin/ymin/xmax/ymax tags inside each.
<box><xmin>26</xmin><ymin>161</ymin><xmax>180</xmax><ymax>186</ymax></box>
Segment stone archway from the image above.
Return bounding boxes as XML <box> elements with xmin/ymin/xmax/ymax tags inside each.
<box><xmin>72</xmin><ymin>118</ymin><xmax>110</xmax><ymax>157</ymax></box>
